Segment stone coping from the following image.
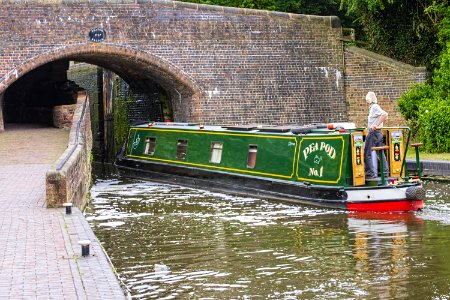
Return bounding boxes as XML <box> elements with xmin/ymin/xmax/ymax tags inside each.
<box><xmin>0</xmin><ymin>0</ymin><xmax>341</xmax><ymax>28</ymax></box>
<box><xmin>407</xmin><ymin>159</ymin><xmax>450</xmax><ymax>177</ymax></box>
<box><xmin>345</xmin><ymin>45</ymin><xmax>427</xmax><ymax>74</ymax></box>
<box><xmin>46</xmin><ymin>91</ymin><xmax>92</xmax><ymax>208</ymax></box>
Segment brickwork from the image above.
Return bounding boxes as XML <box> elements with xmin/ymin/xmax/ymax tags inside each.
<box><xmin>344</xmin><ymin>46</ymin><xmax>427</xmax><ymax>127</ymax></box>
<box><xmin>53</xmin><ymin>104</ymin><xmax>77</xmax><ymax>129</ymax></box>
<box><xmin>0</xmin><ymin>0</ymin><xmax>346</xmax><ymax>126</ymax></box>
<box><xmin>46</xmin><ymin>91</ymin><xmax>92</xmax><ymax>208</ymax></box>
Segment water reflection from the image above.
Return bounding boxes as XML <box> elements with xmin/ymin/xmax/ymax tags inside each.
<box><xmin>86</xmin><ymin>176</ymin><xmax>450</xmax><ymax>299</ymax></box>
<box><xmin>347</xmin><ymin>212</ymin><xmax>423</xmax><ymax>299</ymax></box>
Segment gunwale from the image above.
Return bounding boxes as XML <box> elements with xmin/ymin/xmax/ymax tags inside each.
<box><xmin>116</xmin><ymin>123</ymin><xmax>425</xmax><ymax>212</ymax></box>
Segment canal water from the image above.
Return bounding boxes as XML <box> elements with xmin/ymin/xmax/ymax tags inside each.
<box><xmin>85</xmin><ymin>168</ymin><xmax>450</xmax><ymax>299</ymax></box>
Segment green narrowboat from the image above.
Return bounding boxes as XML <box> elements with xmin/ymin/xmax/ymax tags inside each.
<box><xmin>116</xmin><ymin>122</ymin><xmax>425</xmax><ymax>212</ymax></box>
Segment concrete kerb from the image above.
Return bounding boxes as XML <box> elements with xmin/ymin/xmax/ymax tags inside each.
<box><xmin>407</xmin><ymin>159</ymin><xmax>450</xmax><ymax>178</ymax></box>
<box><xmin>58</xmin><ymin>207</ymin><xmax>127</xmax><ymax>299</ymax></box>
<box><xmin>57</xmin><ymin>209</ymin><xmax>87</xmax><ymax>300</ymax></box>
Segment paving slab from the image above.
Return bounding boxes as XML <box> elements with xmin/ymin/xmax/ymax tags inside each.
<box><xmin>0</xmin><ymin>124</ymin><xmax>126</xmax><ymax>299</ymax></box>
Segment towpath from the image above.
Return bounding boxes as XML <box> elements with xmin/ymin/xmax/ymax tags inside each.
<box><xmin>0</xmin><ymin>124</ymin><xmax>125</xmax><ymax>299</ymax></box>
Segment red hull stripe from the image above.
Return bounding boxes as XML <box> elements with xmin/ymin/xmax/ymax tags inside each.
<box><xmin>347</xmin><ymin>200</ymin><xmax>424</xmax><ymax>212</ymax></box>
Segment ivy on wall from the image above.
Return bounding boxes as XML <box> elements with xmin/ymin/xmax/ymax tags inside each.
<box><xmin>113</xmin><ymin>79</ymin><xmax>135</xmax><ymax>152</ymax></box>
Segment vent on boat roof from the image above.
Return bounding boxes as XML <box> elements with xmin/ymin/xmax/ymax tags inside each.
<box><xmin>131</xmin><ymin>120</ymin><xmax>149</xmax><ymax>126</ymax></box>
<box><xmin>222</xmin><ymin>125</ymin><xmax>258</xmax><ymax>131</ymax></box>
<box><xmin>257</xmin><ymin>126</ymin><xmax>292</xmax><ymax>133</ymax></box>
<box><xmin>290</xmin><ymin>123</ymin><xmax>328</xmax><ymax>134</ymax></box>
<box><xmin>152</xmin><ymin>122</ymin><xmax>200</xmax><ymax>126</ymax></box>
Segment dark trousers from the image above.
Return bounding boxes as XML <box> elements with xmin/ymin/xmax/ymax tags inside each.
<box><xmin>364</xmin><ymin>130</ymin><xmax>389</xmax><ymax>177</ymax></box>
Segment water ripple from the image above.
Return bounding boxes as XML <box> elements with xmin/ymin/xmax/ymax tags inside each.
<box><xmin>86</xmin><ymin>175</ymin><xmax>450</xmax><ymax>299</ymax></box>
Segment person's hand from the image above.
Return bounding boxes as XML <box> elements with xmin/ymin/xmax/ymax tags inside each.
<box><xmin>370</xmin><ymin>124</ymin><xmax>377</xmax><ymax>131</ymax></box>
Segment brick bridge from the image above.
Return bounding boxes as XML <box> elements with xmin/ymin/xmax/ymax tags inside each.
<box><xmin>0</xmin><ymin>0</ymin><xmax>426</xmax><ymax>131</ymax></box>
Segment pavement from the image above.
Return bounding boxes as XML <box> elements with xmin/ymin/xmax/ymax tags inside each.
<box><xmin>0</xmin><ymin>124</ymin><xmax>126</xmax><ymax>299</ymax></box>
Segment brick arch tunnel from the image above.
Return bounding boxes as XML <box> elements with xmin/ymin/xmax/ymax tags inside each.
<box><xmin>66</xmin><ymin>45</ymin><xmax>203</xmax><ymax>122</ymax></box>
<box><xmin>1</xmin><ymin>44</ymin><xmax>203</xmax><ymax>159</ymax></box>
<box><xmin>3</xmin><ymin>44</ymin><xmax>201</xmax><ymax>122</ymax></box>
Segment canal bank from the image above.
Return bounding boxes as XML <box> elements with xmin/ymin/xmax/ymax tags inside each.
<box><xmin>0</xmin><ymin>125</ymin><xmax>125</xmax><ymax>299</ymax></box>
<box><xmin>407</xmin><ymin>159</ymin><xmax>450</xmax><ymax>178</ymax></box>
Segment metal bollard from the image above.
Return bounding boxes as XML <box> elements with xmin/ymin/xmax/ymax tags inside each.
<box><xmin>63</xmin><ymin>203</ymin><xmax>73</xmax><ymax>215</ymax></box>
<box><xmin>78</xmin><ymin>240</ymin><xmax>91</xmax><ymax>257</ymax></box>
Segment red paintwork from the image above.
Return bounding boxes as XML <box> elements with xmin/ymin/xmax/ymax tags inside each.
<box><xmin>347</xmin><ymin>211</ymin><xmax>423</xmax><ymax>223</ymax></box>
<box><xmin>347</xmin><ymin>200</ymin><xmax>424</xmax><ymax>212</ymax></box>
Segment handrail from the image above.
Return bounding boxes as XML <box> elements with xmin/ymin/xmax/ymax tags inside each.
<box><xmin>56</xmin><ymin>93</ymin><xmax>88</xmax><ymax>171</ymax></box>
<box><xmin>363</xmin><ymin>126</ymin><xmax>411</xmax><ymax>180</ymax></box>
<box><xmin>399</xmin><ymin>127</ymin><xmax>411</xmax><ymax>180</ymax></box>
<box><xmin>367</xmin><ymin>126</ymin><xmax>411</xmax><ymax>179</ymax></box>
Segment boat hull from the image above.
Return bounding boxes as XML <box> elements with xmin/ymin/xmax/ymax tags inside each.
<box><xmin>347</xmin><ymin>200</ymin><xmax>424</xmax><ymax>212</ymax></box>
<box><xmin>116</xmin><ymin>157</ymin><xmax>424</xmax><ymax>212</ymax></box>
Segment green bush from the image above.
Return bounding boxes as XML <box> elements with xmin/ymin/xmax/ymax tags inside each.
<box><xmin>398</xmin><ymin>3</ymin><xmax>450</xmax><ymax>153</ymax></box>
<box><xmin>418</xmin><ymin>99</ymin><xmax>450</xmax><ymax>152</ymax></box>
<box><xmin>398</xmin><ymin>83</ymin><xmax>433</xmax><ymax>136</ymax></box>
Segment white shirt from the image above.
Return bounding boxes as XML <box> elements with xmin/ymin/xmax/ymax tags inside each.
<box><xmin>368</xmin><ymin>103</ymin><xmax>387</xmax><ymax>128</ymax></box>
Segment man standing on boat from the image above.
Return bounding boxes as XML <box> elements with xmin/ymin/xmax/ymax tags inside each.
<box><xmin>364</xmin><ymin>91</ymin><xmax>389</xmax><ymax>178</ymax></box>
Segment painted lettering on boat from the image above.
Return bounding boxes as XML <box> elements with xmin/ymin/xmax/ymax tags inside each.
<box><xmin>303</xmin><ymin>142</ymin><xmax>336</xmax><ymax>160</ymax></box>
<box><xmin>132</xmin><ymin>134</ymin><xmax>141</xmax><ymax>150</ymax></box>
<box><xmin>309</xmin><ymin>166</ymin><xmax>324</xmax><ymax>177</ymax></box>
<box><xmin>297</xmin><ymin>137</ymin><xmax>344</xmax><ymax>183</ymax></box>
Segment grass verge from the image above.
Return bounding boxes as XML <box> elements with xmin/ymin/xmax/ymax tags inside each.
<box><xmin>405</xmin><ymin>149</ymin><xmax>450</xmax><ymax>161</ymax></box>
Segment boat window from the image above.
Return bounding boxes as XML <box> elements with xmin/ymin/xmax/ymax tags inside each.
<box><xmin>144</xmin><ymin>137</ymin><xmax>157</xmax><ymax>156</ymax></box>
<box><xmin>177</xmin><ymin>139</ymin><xmax>188</xmax><ymax>160</ymax></box>
<box><xmin>209</xmin><ymin>142</ymin><xmax>223</xmax><ymax>164</ymax></box>
<box><xmin>247</xmin><ymin>145</ymin><xmax>258</xmax><ymax>169</ymax></box>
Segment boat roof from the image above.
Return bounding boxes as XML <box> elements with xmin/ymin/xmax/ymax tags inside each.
<box><xmin>132</xmin><ymin>122</ymin><xmax>362</xmax><ymax>135</ymax></box>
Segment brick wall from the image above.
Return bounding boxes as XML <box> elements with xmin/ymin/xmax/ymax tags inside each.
<box><xmin>344</xmin><ymin>46</ymin><xmax>426</xmax><ymax>127</ymax></box>
<box><xmin>53</xmin><ymin>104</ymin><xmax>77</xmax><ymax>129</ymax></box>
<box><xmin>0</xmin><ymin>0</ymin><xmax>346</xmax><ymax>126</ymax></box>
<box><xmin>46</xmin><ymin>91</ymin><xmax>92</xmax><ymax>208</ymax></box>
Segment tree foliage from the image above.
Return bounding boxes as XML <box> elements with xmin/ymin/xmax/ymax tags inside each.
<box><xmin>339</xmin><ymin>0</ymin><xmax>449</xmax><ymax>71</ymax></box>
<box><xmin>398</xmin><ymin>4</ymin><xmax>450</xmax><ymax>152</ymax></box>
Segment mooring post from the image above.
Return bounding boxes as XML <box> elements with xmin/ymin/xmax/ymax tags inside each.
<box><xmin>411</xmin><ymin>143</ymin><xmax>423</xmax><ymax>179</ymax></box>
<box><xmin>63</xmin><ymin>202</ymin><xmax>72</xmax><ymax>215</ymax></box>
<box><xmin>78</xmin><ymin>240</ymin><xmax>91</xmax><ymax>257</ymax></box>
